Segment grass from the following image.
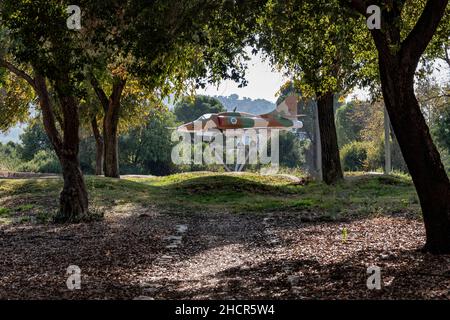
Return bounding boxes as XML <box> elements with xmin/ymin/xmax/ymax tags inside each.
<box><xmin>0</xmin><ymin>171</ymin><xmax>420</xmax><ymax>224</ymax></box>
<box><xmin>0</xmin><ymin>207</ymin><xmax>11</xmax><ymax>216</ymax></box>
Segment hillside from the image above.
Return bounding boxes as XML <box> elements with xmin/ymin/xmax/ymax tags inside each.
<box><xmin>214</xmin><ymin>95</ymin><xmax>276</xmax><ymax>115</ymax></box>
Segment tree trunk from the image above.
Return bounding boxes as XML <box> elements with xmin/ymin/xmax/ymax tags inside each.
<box><xmin>103</xmin><ymin>115</ymin><xmax>120</xmax><ymax>178</ymax></box>
<box><xmin>379</xmin><ymin>56</ymin><xmax>450</xmax><ymax>254</ymax></box>
<box><xmin>57</xmin><ymin>152</ymin><xmax>89</xmax><ymax>222</ymax></box>
<box><xmin>91</xmin><ymin>117</ymin><xmax>104</xmax><ymax>176</ymax></box>
<box><xmin>90</xmin><ymin>76</ymin><xmax>126</xmax><ymax>178</ymax></box>
<box><xmin>35</xmin><ymin>75</ymin><xmax>90</xmax><ymax>222</ymax></box>
<box><xmin>316</xmin><ymin>92</ymin><xmax>344</xmax><ymax>184</ymax></box>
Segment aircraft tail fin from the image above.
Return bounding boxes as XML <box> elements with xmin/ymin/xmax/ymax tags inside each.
<box><xmin>266</xmin><ymin>95</ymin><xmax>298</xmax><ymax>119</ymax></box>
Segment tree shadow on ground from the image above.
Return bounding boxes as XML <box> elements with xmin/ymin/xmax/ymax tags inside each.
<box><xmin>0</xmin><ymin>174</ymin><xmax>436</xmax><ymax>299</ymax></box>
<box><xmin>135</xmin><ymin>248</ymin><xmax>450</xmax><ymax>300</ymax></box>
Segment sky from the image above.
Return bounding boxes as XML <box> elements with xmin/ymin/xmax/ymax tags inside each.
<box><xmin>0</xmin><ymin>125</ymin><xmax>24</xmax><ymax>143</ymax></box>
<box><xmin>197</xmin><ymin>49</ymin><xmax>374</xmax><ymax>103</ymax></box>
<box><xmin>197</xmin><ymin>50</ymin><xmax>288</xmax><ymax>103</ymax></box>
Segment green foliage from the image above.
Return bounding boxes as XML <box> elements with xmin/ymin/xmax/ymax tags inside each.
<box><xmin>335</xmin><ymin>103</ymin><xmax>364</xmax><ymax>148</ymax></box>
<box><xmin>17</xmin><ymin>150</ymin><xmax>61</xmax><ymax>173</ymax></box>
<box><xmin>124</xmin><ymin>0</ymin><xmax>261</xmax><ymax>95</ymax></box>
<box><xmin>279</xmin><ymin>131</ymin><xmax>304</xmax><ymax>168</ymax></box>
<box><xmin>174</xmin><ymin>95</ymin><xmax>225</xmax><ymax>123</ymax></box>
<box><xmin>0</xmin><ymin>141</ymin><xmax>21</xmax><ymax>171</ymax></box>
<box><xmin>336</xmin><ymin>100</ymin><xmax>410</xmax><ymax>173</ymax></box>
<box><xmin>0</xmin><ymin>207</ymin><xmax>11</xmax><ymax>216</ymax></box>
<box><xmin>258</xmin><ymin>0</ymin><xmax>370</xmax><ymax>97</ymax></box>
<box><xmin>341</xmin><ymin>141</ymin><xmax>370</xmax><ymax>172</ymax></box>
<box><xmin>0</xmin><ymin>74</ymin><xmax>33</xmax><ymax>131</ymax></box>
<box><xmin>440</xmin><ymin>149</ymin><xmax>450</xmax><ymax>175</ymax></box>
<box><xmin>1</xmin><ymin>0</ymin><xmax>86</xmax><ymax>89</ymax></box>
<box><xmin>432</xmin><ymin>104</ymin><xmax>450</xmax><ymax>153</ymax></box>
<box><xmin>17</xmin><ymin>120</ymin><xmax>52</xmax><ymax>161</ymax></box>
<box><xmin>119</xmin><ymin>111</ymin><xmax>179</xmax><ymax>176</ymax></box>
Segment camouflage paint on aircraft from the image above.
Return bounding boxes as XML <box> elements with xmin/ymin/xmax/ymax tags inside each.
<box><xmin>176</xmin><ymin>95</ymin><xmax>303</xmax><ymax>133</ymax></box>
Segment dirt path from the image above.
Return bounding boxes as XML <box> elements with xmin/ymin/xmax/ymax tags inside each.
<box><xmin>1</xmin><ymin>206</ymin><xmax>449</xmax><ymax>299</ymax></box>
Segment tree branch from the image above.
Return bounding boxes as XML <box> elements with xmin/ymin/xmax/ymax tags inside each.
<box><xmin>34</xmin><ymin>74</ymin><xmax>63</xmax><ymax>152</ymax></box>
<box><xmin>401</xmin><ymin>0</ymin><xmax>449</xmax><ymax>65</ymax></box>
<box><xmin>107</xmin><ymin>77</ymin><xmax>127</xmax><ymax>124</ymax></box>
<box><xmin>0</xmin><ymin>59</ymin><xmax>37</xmax><ymax>91</ymax></box>
<box><xmin>443</xmin><ymin>44</ymin><xmax>450</xmax><ymax>68</ymax></box>
<box><xmin>339</xmin><ymin>0</ymin><xmax>392</xmax><ymax>60</ymax></box>
<box><xmin>91</xmin><ymin>114</ymin><xmax>103</xmax><ymax>144</ymax></box>
<box><xmin>340</xmin><ymin>0</ymin><xmax>367</xmax><ymax>15</ymax></box>
<box><xmin>111</xmin><ymin>77</ymin><xmax>127</xmax><ymax>106</ymax></box>
<box><xmin>89</xmin><ymin>74</ymin><xmax>109</xmax><ymax>112</ymax></box>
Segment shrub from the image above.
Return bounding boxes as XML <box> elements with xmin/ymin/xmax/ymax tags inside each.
<box><xmin>17</xmin><ymin>149</ymin><xmax>61</xmax><ymax>173</ymax></box>
<box><xmin>340</xmin><ymin>141</ymin><xmax>370</xmax><ymax>171</ymax></box>
<box><xmin>366</xmin><ymin>139</ymin><xmax>383</xmax><ymax>171</ymax></box>
<box><xmin>0</xmin><ymin>142</ymin><xmax>21</xmax><ymax>171</ymax></box>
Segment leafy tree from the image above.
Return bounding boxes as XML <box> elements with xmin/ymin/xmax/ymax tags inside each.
<box><xmin>0</xmin><ymin>1</ymin><xmax>93</xmax><ymax>221</ymax></box>
<box><xmin>18</xmin><ymin>149</ymin><xmax>61</xmax><ymax>174</ymax></box>
<box><xmin>18</xmin><ymin>119</ymin><xmax>53</xmax><ymax>161</ymax></box>
<box><xmin>339</xmin><ymin>0</ymin><xmax>450</xmax><ymax>253</ymax></box>
<box><xmin>0</xmin><ymin>73</ymin><xmax>33</xmax><ymax>131</ymax></box>
<box><xmin>174</xmin><ymin>95</ymin><xmax>225</xmax><ymax>123</ymax></box>
<box><xmin>119</xmin><ymin>111</ymin><xmax>179</xmax><ymax>175</ymax></box>
<box><xmin>0</xmin><ymin>0</ymin><xmax>260</xmax><ymax>221</ymax></box>
<box><xmin>341</xmin><ymin>141</ymin><xmax>369</xmax><ymax>171</ymax></box>
<box><xmin>0</xmin><ymin>141</ymin><xmax>21</xmax><ymax>170</ymax></box>
<box><xmin>257</xmin><ymin>0</ymin><xmax>366</xmax><ymax>184</ymax></box>
<box><xmin>83</xmin><ymin>0</ymin><xmax>262</xmax><ymax>178</ymax></box>
<box><xmin>335</xmin><ymin>103</ymin><xmax>366</xmax><ymax>148</ymax></box>
<box><xmin>279</xmin><ymin>131</ymin><xmax>305</xmax><ymax>168</ymax></box>
<box><xmin>433</xmin><ymin>104</ymin><xmax>450</xmax><ymax>153</ymax></box>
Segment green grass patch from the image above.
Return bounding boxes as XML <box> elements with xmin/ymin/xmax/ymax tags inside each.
<box><xmin>0</xmin><ymin>207</ymin><xmax>11</xmax><ymax>216</ymax></box>
<box><xmin>15</xmin><ymin>204</ymin><xmax>35</xmax><ymax>212</ymax></box>
<box><xmin>0</xmin><ymin>171</ymin><xmax>419</xmax><ymax>222</ymax></box>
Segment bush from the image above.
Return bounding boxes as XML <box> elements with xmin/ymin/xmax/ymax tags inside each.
<box><xmin>119</xmin><ymin>111</ymin><xmax>179</xmax><ymax>176</ymax></box>
<box><xmin>340</xmin><ymin>139</ymin><xmax>408</xmax><ymax>173</ymax></box>
<box><xmin>0</xmin><ymin>142</ymin><xmax>21</xmax><ymax>171</ymax></box>
<box><xmin>439</xmin><ymin>148</ymin><xmax>450</xmax><ymax>175</ymax></box>
<box><xmin>17</xmin><ymin>149</ymin><xmax>61</xmax><ymax>173</ymax></box>
<box><xmin>366</xmin><ymin>140</ymin><xmax>383</xmax><ymax>171</ymax></box>
<box><xmin>340</xmin><ymin>141</ymin><xmax>370</xmax><ymax>171</ymax></box>
<box><xmin>279</xmin><ymin>131</ymin><xmax>305</xmax><ymax>168</ymax></box>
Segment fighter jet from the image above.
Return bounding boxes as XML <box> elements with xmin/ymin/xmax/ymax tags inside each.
<box><xmin>176</xmin><ymin>95</ymin><xmax>303</xmax><ymax>133</ymax></box>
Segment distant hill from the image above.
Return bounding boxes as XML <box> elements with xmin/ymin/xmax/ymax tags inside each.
<box><xmin>213</xmin><ymin>94</ymin><xmax>275</xmax><ymax>115</ymax></box>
